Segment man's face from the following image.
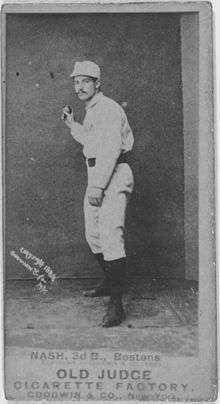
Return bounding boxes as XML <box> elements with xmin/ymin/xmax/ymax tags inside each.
<box><xmin>73</xmin><ymin>75</ymin><xmax>100</xmax><ymax>101</ymax></box>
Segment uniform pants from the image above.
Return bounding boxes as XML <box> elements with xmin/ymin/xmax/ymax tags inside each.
<box><xmin>84</xmin><ymin>163</ymin><xmax>134</xmax><ymax>261</ymax></box>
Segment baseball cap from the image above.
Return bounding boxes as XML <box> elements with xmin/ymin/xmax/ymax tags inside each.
<box><xmin>70</xmin><ymin>61</ymin><xmax>101</xmax><ymax>79</ymax></box>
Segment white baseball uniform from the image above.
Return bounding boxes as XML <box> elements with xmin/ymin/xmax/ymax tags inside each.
<box><xmin>70</xmin><ymin>91</ymin><xmax>134</xmax><ymax>261</ymax></box>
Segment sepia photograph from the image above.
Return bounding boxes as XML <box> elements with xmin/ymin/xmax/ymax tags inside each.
<box><xmin>2</xmin><ymin>1</ymin><xmax>217</xmax><ymax>401</ymax></box>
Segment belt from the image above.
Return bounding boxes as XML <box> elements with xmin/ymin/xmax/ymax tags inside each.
<box><xmin>87</xmin><ymin>153</ymin><xmax>127</xmax><ymax>168</ymax></box>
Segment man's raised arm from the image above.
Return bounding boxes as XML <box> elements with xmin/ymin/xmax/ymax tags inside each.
<box><xmin>61</xmin><ymin>106</ymin><xmax>85</xmax><ymax>145</ymax></box>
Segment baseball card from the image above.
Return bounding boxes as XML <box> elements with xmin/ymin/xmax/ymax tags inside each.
<box><xmin>1</xmin><ymin>0</ymin><xmax>217</xmax><ymax>401</ymax></box>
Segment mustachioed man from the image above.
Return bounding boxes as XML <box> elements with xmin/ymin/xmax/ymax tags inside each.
<box><xmin>62</xmin><ymin>60</ymin><xmax>134</xmax><ymax>327</ymax></box>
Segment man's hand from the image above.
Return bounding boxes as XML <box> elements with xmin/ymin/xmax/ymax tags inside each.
<box><xmin>61</xmin><ymin>105</ymin><xmax>74</xmax><ymax>129</ymax></box>
<box><xmin>87</xmin><ymin>187</ymin><xmax>104</xmax><ymax>207</ymax></box>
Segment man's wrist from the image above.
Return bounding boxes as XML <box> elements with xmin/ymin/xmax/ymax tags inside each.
<box><xmin>70</xmin><ymin>120</ymin><xmax>77</xmax><ymax>131</ymax></box>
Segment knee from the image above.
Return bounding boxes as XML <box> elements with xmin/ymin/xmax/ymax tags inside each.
<box><xmin>100</xmin><ymin>223</ymin><xmax>124</xmax><ymax>246</ymax></box>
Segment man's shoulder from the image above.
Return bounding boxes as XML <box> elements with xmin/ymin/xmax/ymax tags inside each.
<box><xmin>101</xmin><ymin>94</ymin><xmax>123</xmax><ymax>113</ymax></box>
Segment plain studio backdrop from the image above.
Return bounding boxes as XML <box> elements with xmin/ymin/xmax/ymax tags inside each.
<box><xmin>5</xmin><ymin>13</ymin><xmax>198</xmax><ymax>281</ymax></box>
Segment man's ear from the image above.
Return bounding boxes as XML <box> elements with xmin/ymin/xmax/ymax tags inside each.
<box><xmin>95</xmin><ymin>79</ymin><xmax>101</xmax><ymax>90</ymax></box>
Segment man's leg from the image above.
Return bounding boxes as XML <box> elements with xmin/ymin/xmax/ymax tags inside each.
<box><xmin>102</xmin><ymin>257</ymin><xmax>126</xmax><ymax>327</ymax></box>
<box><xmin>83</xmin><ymin>191</ymin><xmax>109</xmax><ymax>297</ymax></box>
<box><xmin>99</xmin><ymin>164</ymin><xmax>134</xmax><ymax>326</ymax></box>
<box><xmin>83</xmin><ymin>252</ymin><xmax>110</xmax><ymax>297</ymax></box>
<box><xmin>99</xmin><ymin>190</ymin><xmax>128</xmax><ymax>326</ymax></box>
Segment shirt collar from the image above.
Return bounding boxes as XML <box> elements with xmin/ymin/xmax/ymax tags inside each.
<box><xmin>85</xmin><ymin>91</ymin><xmax>103</xmax><ymax>111</ymax></box>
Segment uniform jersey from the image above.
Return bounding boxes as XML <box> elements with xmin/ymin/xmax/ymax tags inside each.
<box><xmin>70</xmin><ymin>92</ymin><xmax>134</xmax><ymax>189</ymax></box>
